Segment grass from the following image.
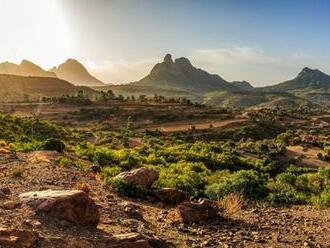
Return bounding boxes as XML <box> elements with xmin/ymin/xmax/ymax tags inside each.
<box><xmin>218</xmin><ymin>193</ymin><xmax>247</xmax><ymax>215</ymax></box>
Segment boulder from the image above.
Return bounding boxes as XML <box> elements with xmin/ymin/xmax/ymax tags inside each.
<box><xmin>115</xmin><ymin>167</ymin><xmax>159</xmax><ymax>187</ymax></box>
<box><xmin>110</xmin><ymin>233</ymin><xmax>150</xmax><ymax>248</ymax></box>
<box><xmin>19</xmin><ymin>190</ymin><xmax>99</xmax><ymax>226</ymax></box>
<box><xmin>0</xmin><ymin>228</ymin><xmax>39</xmax><ymax>247</ymax></box>
<box><xmin>154</xmin><ymin>188</ymin><xmax>188</xmax><ymax>205</ymax></box>
<box><xmin>177</xmin><ymin>199</ymin><xmax>220</xmax><ymax>224</ymax></box>
<box><xmin>109</xmin><ymin>232</ymin><xmax>168</xmax><ymax>248</ymax></box>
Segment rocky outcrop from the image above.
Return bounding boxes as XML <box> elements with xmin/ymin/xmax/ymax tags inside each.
<box><xmin>0</xmin><ymin>228</ymin><xmax>39</xmax><ymax>248</ymax></box>
<box><xmin>19</xmin><ymin>190</ymin><xmax>99</xmax><ymax>226</ymax></box>
<box><xmin>177</xmin><ymin>199</ymin><xmax>221</xmax><ymax>224</ymax></box>
<box><xmin>115</xmin><ymin>167</ymin><xmax>159</xmax><ymax>187</ymax></box>
<box><xmin>154</xmin><ymin>188</ymin><xmax>188</xmax><ymax>205</ymax></box>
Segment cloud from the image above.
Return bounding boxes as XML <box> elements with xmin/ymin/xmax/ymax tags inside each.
<box><xmin>192</xmin><ymin>46</ymin><xmax>279</xmax><ymax>65</ymax></box>
<box><xmin>85</xmin><ymin>57</ymin><xmax>159</xmax><ymax>84</ymax></box>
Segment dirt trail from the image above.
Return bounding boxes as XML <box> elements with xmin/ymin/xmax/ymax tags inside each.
<box><xmin>143</xmin><ymin>118</ymin><xmax>246</xmax><ymax>132</ymax></box>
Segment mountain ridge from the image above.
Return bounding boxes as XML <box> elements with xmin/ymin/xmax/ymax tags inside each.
<box><xmin>0</xmin><ymin>60</ymin><xmax>57</xmax><ymax>78</ymax></box>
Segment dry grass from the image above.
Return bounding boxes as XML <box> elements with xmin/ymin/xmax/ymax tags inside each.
<box><xmin>74</xmin><ymin>182</ymin><xmax>91</xmax><ymax>195</ymax></box>
<box><xmin>11</xmin><ymin>167</ymin><xmax>24</xmax><ymax>178</ymax></box>
<box><xmin>218</xmin><ymin>193</ymin><xmax>246</xmax><ymax>215</ymax></box>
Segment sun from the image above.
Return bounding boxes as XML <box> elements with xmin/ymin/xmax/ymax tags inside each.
<box><xmin>0</xmin><ymin>0</ymin><xmax>72</xmax><ymax>69</ymax></box>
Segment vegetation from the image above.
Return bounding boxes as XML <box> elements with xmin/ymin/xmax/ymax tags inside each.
<box><xmin>0</xmin><ymin>101</ymin><xmax>329</xmax><ymax>207</ymax></box>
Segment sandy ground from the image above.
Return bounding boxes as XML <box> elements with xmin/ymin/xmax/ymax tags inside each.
<box><xmin>142</xmin><ymin>119</ymin><xmax>246</xmax><ymax>132</ymax></box>
<box><xmin>286</xmin><ymin>145</ymin><xmax>330</xmax><ymax>167</ymax></box>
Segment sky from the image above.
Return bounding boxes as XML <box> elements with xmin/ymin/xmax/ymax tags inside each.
<box><xmin>0</xmin><ymin>0</ymin><xmax>330</xmax><ymax>86</ymax></box>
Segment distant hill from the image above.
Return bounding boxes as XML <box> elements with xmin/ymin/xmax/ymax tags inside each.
<box><xmin>259</xmin><ymin>67</ymin><xmax>330</xmax><ymax>92</ymax></box>
<box><xmin>231</xmin><ymin>81</ymin><xmax>254</xmax><ymax>91</ymax></box>
<box><xmin>0</xmin><ymin>74</ymin><xmax>96</xmax><ymax>102</ymax></box>
<box><xmin>94</xmin><ymin>84</ymin><xmax>201</xmax><ymax>102</ymax></box>
<box><xmin>50</xmin><ymin>59</ymin><xmax>105</xmax><ymax>87</ymax></box>
<box><xmin>131</xmin><ymin>54</ymin><xmax>238</xmax><ymax>93</ymax></box>
<box><xmin>0</xmin><ymin>60</ymin><xmax>57</xmax><ymax>78</ymax></box>
<box><xmin>204</xmin><ymin>91</ymin><xmax>314</xmax><ymax>109</ymax></box>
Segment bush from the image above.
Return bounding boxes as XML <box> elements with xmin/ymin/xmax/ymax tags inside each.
<box><xmin>206</xmin><ymin>170</ymin><xmax>267</xmax><ymax>200</ymax></box>
<box><xmin>156</xmin><ymin>161</ymin><xmax>209</xmax><ymax>197</ymax></box>
<box><xmin>110</xmin><ymin>178</ymin><xmax>148</xmax><ymax>198</ymax></box>
<box><xmin>41</xmin><ymin>138</ymin><xmax>65</xmax><ymax>152</ymax></box>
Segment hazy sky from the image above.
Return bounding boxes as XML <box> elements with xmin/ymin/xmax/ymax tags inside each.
<box><xmin>1</xmin><ymin>0</ymin><xmax>330</xmax><ymax>86</ymax></box>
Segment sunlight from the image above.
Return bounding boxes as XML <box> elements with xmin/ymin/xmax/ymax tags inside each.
<box><xmin>0</xmin><ymin>0</ymin><xmax>71</xmax><ymax>68</ymax></box>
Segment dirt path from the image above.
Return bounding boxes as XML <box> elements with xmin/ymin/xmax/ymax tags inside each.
<box><xmin>142</xmin><ymin>118</ymin><xmax>246</xmax><ymax>132</ymax></box>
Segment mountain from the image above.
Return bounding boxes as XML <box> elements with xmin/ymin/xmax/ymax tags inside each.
<box><xmin>259</xmin><ymin>67</ymin><xmax>330</xmax><ymax>92</ymax></box>
<box><xmin>131</xmin><ymin>54</ymin><xmax>238</xmax><ymax>93</ymax></box>
<box><xmin>50</xmin><ymin>59</ymin><xmax>105</xmax><ymax>87</ymax></box>
<box><xmin>0</xmin><ymin>60</ymin><xmax>57</xmax><ymax>78</ymax></box>
<box><xmin>231</xmin><ymin>81</ymin><xmax>254</xmax><ymax>91</ymax></box>
<box><xmin>0</xmin><ymin>74</ymin><xmax>96</xmax><ymax>102</ymax></box>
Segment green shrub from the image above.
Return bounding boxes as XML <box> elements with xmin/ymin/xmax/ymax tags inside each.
<box><xmin>206</xmin><ymin>170</ymin><xmax>267</xmax><ymax>200</ymax></box>
<box><xmin>101</xmin><ymin>166</ymin><xmax>122</xmax><ymax>178</ymax></box>
<box><xmin>110</xmin><ymin>178</ymin><xmax>148</xmax><ymax>198</ymax></box>
<box><xmin>41</xmin><ymin>138</ymin><xmax>65</xmax><ymax>152</ymax></box>
<box><xmin>311</xmin><ymin>187</ymin><xmax>330</xmax><ymax>206</ymax></box>
<box><xmin>156</xmin><ymin>161</ymin><xmax>209</xmax><ymax>197</ymax></box>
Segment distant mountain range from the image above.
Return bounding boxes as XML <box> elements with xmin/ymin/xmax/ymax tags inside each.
<box><xmin>0</xmin><ymin>60</ymin><xmax>56</xmax><ymax>78</ymax></box>
<box><xmin>95</xmin><ymin>54</ymin><xmax>330</xmax><ymax>108</ymax></box>
<box><xmin>0</xmin><ymin>54</ymin><xmax>329</xmax><ymax>108</ymax></box>
<box><xmin>0</xmin><ymin>59</ymin><xmax>105</xmax><ymax>87</ymax></box>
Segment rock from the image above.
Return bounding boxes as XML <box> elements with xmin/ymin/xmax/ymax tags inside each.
<box><xmin>122</xmin><ymin>202</ymin><xmax>144</xmax><ymax>220</ymax></box>
<box><xmin>115</xmin><ymin>167</ymin><xmax>159</xmax><ymax>187</ymax></box>
<box><xmin>110</xmin><ymin>233</ymin><xmax>150</xmax><ymax>248</ymax></box>
<box><xmin>19</xmin><ymin>190</ymin><xmax>99</xmax><ymax>226</ymax></box>
<box><xmin>177</xmin><ymin>199</ymin><xmax>221</xmax><ymax>224</ymax></box>
<box><xmin>154</xmin><ymin>188</ymin><xmax>188</xmax><ymax>205</ymax></box>
<box><xmin>2</xmin><ymin>200</ymin><xmax>21</xmax><ymax>210</ymax></box>
<box><xmin>0</xmin><ymin>228</ymin><xmax>39</xmax><ymax>247</ymax></box>
<box><xmin>109</xmin><ymin>232</ymin><xmax>168</xmax><ymax>248</ymax></box>
<box><xmin>0</xmin><ymin>187</ymin><xmax>11</xmax><ymax>199</ymax></box>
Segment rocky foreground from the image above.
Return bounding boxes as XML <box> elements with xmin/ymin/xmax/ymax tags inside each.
<box><xmin>0</xmin><ymin>151</ymin><xmax>329</xmax><ymax>248</ymax></box>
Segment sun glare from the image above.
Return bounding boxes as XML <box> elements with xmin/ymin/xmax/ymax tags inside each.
<box><xmin>0</xmin><ymin>0</ymin><xmax>71</xmax><ymax>69</ymax></box>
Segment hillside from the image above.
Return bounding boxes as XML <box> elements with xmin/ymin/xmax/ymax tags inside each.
<box><xmin>204</xmin><ymin>91</ymin><xmax>314</xmax><ymax>109</ymax></box>
<box><xmin>231</xmin><ymin>81</ymin><xmax>254</xmax><ymax>91</ymax></box>
<box><xmin>259</xmin><ymin>67</ymin><xmax>330</xmax><ymax>92</ymax></box>
<box><xmin>0</xmin><ymin>60</ymin><xmax>57</xmax><ymax>78</ymax></box>
<box><xmin>50</xmin><ymin>59</ymin><xmax>105</xmax><ymax>87</ymax></box>
<box><xmin>131</xmin><ymin>54</ymin><xmax>238</xmax><ymax>93</ymax></box>
<box><xmin>94</xmin><ymin>84</ymin><xmax>201</xmax><ymax>101</ymax></box>
<box><xmin>0</xmin><ymin>74</ymin><xmax>96</xmax><ymax>102</ymax></box>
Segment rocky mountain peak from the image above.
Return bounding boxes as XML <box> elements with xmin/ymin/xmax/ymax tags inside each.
<box><xmin>163</xmin><ymin>54</ymin><xmax>173</xmax><ymax>64</ymax></box>
<box><xmin>298</xmin><ymin>67</ymin><xmax>323</xmax><ymax>78</ymax></box>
